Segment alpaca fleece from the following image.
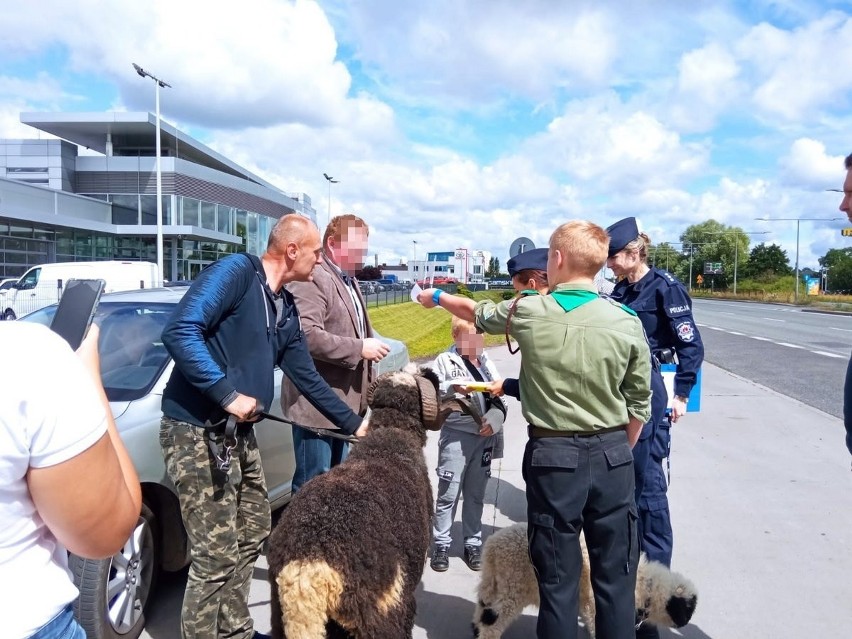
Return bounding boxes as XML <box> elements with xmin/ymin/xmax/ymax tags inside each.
<box><xmin>472</xmin><ymin>522</ymin><xmax>698</xmax><ymax>638</ymax></box>
<box><xmin>267</xmin><ymin>369</ymin><xmax>439</xmax><ymax>639</ymax></box>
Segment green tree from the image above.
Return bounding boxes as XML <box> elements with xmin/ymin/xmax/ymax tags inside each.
<box><xmin>648</xmin><ymin>242</ymin><xmax>685</xmax><ymax>276</ymax></box>
<box><xmin>819</xmin><ymin>248</ymin><xmax>852</xmax><ymax>293</ymax></box>
<box><xmin>679</xmin><ymin>220</ymin><xmax>754</xmax><ymax>289</ymax></box>
<box><xmin>818</xmin><ymin>247</ymin><xmax>852</xmax><ymax>269</ymax></box>
<box><xmin>486</xmin><ymin>256</ymin><xmax>501</xmax><ymax>278</ymax></box>
<box><xmin>741</xmin><ymin>243</ymin><xmax>792</xmax><ymax>280</ymax></box>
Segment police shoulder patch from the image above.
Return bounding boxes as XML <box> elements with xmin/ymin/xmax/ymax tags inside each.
<box><xmin>675</xmin><ymin>320</ymin><xmax>695</xmax><ymax>342</ymax></box>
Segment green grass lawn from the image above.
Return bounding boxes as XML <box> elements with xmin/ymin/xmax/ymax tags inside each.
<box><xmin>368</xmin><ymin>291</ymin><xmax>508</xmax><ymax>360</ymax></box>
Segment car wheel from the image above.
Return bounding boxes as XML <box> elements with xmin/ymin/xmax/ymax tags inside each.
<box><xmin>3</xmin><ymin>309</ymin><xmax>15</xmax><ymax>321</ymax></box>
<box><xmin>70</xmin><ymin>503</ymin><xmax>160</xmax><ymax>639</ymax></box>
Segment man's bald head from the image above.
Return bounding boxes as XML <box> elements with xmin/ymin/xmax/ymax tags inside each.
<box><xmin>267</xmin><ymin>214</ymin><xmax>313</xmax><ymax>254</ymax></box>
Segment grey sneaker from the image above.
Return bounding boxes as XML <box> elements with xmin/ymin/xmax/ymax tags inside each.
<box><xmin>464</xmin><ymin>545</ymin><xmax>482</xmax><ymax>571</ymax></box>
<box><xmin>430</xmin><ymin>545</ymin><xmax>450</xmax><ymax>572</ymax></box>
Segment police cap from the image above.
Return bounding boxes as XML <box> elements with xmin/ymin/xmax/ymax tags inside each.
<box><xmin>606</xmin><ymin>217</ymin><xmax>640</xmax><ymax>258</ymax></box>
<box><xmin>507</xmin><ymin>248</ymin><xmax>548</xmax><ymax>277</ymax></box>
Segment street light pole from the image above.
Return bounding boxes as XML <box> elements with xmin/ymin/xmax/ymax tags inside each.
<box><xmin>754</xmin><ymin>217</ymin><xmax>842</xmax><ymax>302</ymax></box>
<box><xmin>323</xmin><ymin>173</ymin><xmax>339</xmax><ymax>229</ymax></box>
<box><xmin>688</xmin><ymin>243</ymin><xmax>694</xmax><ymax>291</ymax></box>
<box><xmin>133</xmin><ymin>63</ymin><xmax>171</xmax><ymax>286</ymax></box>
<box><xmin>412</xmin><ymin>240</ymin><xmax>417</xmax><ymax>282</ymax></box>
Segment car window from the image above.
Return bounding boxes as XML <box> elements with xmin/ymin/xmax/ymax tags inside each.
<box><xmin>23</xmin><ymin>301</ymin><xmax>176</xmax><ymax>402</ymax></box>
<box><xmin>17</xmin><ymin>268</ymin><xmax>40</xmax><ymax>290</ymax></box>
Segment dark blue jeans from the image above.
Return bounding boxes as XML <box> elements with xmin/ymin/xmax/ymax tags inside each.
<box><xmin>29</xmin><ymin>604</ymin><xmax>86</xmax><ymax>639</ymax></box>
<box><xmin>291</xmin><ymin>426</ymin><xmax>349</xmax><ymax>493</ymax></box>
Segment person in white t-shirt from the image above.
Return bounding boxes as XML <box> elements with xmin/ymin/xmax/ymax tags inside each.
<box><xmin>0</xmin><ymin>322</ymin><xmax>142</xmax><ymax>639</ymax></box>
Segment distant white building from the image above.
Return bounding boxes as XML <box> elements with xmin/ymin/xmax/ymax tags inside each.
<box><xmin>407</xmin><ymin>248</ymin><xmax>491</xmax><ymax>284</ymax></box>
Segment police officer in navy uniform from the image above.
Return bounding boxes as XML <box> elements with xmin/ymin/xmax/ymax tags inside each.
<box><xmin>606</xmin><ymin>216</ymin><xmax>704</xmax><ymax>639</ymax></box>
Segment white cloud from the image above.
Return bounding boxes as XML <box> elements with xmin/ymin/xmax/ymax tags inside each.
<box><xmin>669</xmin><ymin>43</ymin><xmax>743</xmax><ymax>132</ymax></box>
<box><xmin>0</xmin><ymin>0</ymin><xmax>357</xmax><ymax>129</ymax></box>
<box><xmin>737</xmin><ymin>12</ymin><xmax>852</xmax><ymax>122</ymax></box>
<box><xmin>524</xmin><ymin>94</ymin><xmax>709</xmax><ymax>190</ymax></box>
<box><xmin>336</xmin><ymin>1</ymin><xmax>618</xmax><ymax>107</ymax></box>
<box><xmin>779</xmin><ymin>138</ymin><xmax>844</xmax><ymax>188</ymax></box>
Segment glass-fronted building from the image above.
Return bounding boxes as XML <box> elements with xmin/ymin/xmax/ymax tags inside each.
<box><xmin>0</xmin><ymin>112</ymin><xmax>317</xmax><ymax>280</ymax></box>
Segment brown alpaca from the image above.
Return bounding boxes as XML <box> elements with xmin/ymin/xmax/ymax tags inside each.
<box><xmin>267</xmin><ymin>368</ymin><xmax>444</xmax><ymax>639</ymax></box>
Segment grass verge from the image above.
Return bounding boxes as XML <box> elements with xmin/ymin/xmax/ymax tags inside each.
<box><xmin>368</xmin><ymin>291</ymin><xmax>508</xmax><ymax>360</ymax></box>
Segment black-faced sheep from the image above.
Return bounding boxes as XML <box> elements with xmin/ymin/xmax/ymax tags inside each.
<box><xmin>472</xmin><ymin>522</ymin><xmax>698</xmax><ymax>639</ymax></box>
<box><xmin>267</xmin><ymin>367</ymin><xmax>444</xmax><ymax>639</ymax></box>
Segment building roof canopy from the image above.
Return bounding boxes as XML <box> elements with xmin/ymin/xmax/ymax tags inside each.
<box><xmin>20</xmin><ymin>112</ymin><xmax>280</xmax><ymax>193</ymax></box>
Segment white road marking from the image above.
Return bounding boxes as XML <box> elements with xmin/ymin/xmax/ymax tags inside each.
<box><xmin>762</xmin><ymin>317</ymin><xmax>785</xmax><ymax>322</ymax></box>
<box><xmin>699</xmin><ymin>324</ymin><xmax>846</xmax><ymax>359</ymax></box>
<box><xmin>812</xmin><ymin>351</ymin><xmax>846</xmax><ymax>359</ymax></box>
<box><xmin>830</xmin><ymin>327</ymin><xmax>852</xmax><ymax>333</ymax></box>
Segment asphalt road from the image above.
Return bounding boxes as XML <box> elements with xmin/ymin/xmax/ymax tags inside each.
<box><xmin>693</xmin><ymin>299</ymin><xmax>852</xmax><ymax>418</ymax></box>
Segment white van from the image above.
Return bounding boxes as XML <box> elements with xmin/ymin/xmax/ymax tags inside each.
<box><xmin>2</xmin><ymin>261</ymin><xmax>159</xmax><ymax>320</ymax></box>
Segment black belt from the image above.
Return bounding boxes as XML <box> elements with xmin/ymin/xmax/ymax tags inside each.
<box><xmin>527</xmin><ymin>424</ymin><xmax>625</xmax><ymax>438</ymax></box>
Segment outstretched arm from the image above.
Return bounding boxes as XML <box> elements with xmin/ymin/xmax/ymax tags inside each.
<box><xmin>417</xmin><ymin>288</ymin><xmax>476</xmax><ymax>321</ymax></box>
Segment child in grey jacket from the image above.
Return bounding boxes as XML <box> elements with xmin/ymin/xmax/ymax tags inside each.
<box><xmin>430</xmin><ymin>316</ymin><xmax>507</xmax><ymax>572</ymax></box>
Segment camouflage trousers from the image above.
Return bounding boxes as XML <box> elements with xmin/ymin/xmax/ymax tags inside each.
<box><xmin>160</xmin><ymin>417</ymin><xmax>271</xmax><ymax>639</ymax></box>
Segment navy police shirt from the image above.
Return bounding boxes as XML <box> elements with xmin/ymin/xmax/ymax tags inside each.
<box><xmin>610</xmin><ymin>267</ymin><xmax>704</xmax><ymax>398</ymax></box>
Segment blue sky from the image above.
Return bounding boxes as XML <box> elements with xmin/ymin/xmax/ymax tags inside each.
<box><xmin>1</xmin><ymin>0</ymin><xmax>852</xmax><ymax>269</ymax></box>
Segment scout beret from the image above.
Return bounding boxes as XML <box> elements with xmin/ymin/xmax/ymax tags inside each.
<box><xmin>507</xmin><ymin>248</ymin><xmax>548</xmax><ymax>277</ymax></box>
<box><xmin>606</xmin><ymin>217</ymin><xmax>640</xmax><ymax>258</ymax></box>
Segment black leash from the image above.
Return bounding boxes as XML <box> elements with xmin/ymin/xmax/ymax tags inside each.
<box><xmin>255</xmin><ymin>410</ymin><xmax>359</xmax><ymax>443</ymax></box>
<box><xmin>207</xmin><ymin>409</ymin><xmax>359</xmax><ymax>472</ymax></box>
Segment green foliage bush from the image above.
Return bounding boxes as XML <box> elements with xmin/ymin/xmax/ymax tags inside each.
<box><xmin>501</xmin><ymin>290</ymin><xmax>515</xmax><ymax>300</ymax></box>
<box><xmin>456</xmin><ymin>283</ymin><xmax>474</xmax><ymax>299</ymax></box>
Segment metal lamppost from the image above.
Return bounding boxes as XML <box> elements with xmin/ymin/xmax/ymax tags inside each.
<box><xmin>412</xmin><ymin>240</ymin><xmax>417</xmax><ymax>282</ymax></box>
<box><xmin>323</xmin><ymin>173</ymin><xmax>339</xmax><ymax>229</ymax></box>
<box><xmin>754</xmin><ymin>217</ymin><xmax>842</xmax><ymax>302</ymax></box>
<box><xmin>455</xmin><ymin>248</ymin><xmax>469</xmax><ymax>284</ymax></box>
<box><xmin>133</xmin><ymin>63</ymin><xmax>171</xmax><ymax>286</ymax></box>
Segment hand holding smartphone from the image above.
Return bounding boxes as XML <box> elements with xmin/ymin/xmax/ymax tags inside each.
<box><xmin>50</xmin><ymin>279</ymin><xmax>106</xmax><ymax>350</ymax></box>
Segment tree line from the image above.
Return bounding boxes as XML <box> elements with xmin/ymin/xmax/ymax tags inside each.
<box><xmin>646</xmin><ymin>219</ymin><xmax>851</xmax><ymax>293</ymax></box>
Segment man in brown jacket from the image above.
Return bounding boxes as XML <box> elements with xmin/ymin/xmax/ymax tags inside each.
<box><xmin>283</xmin><ymin>214</ymin><xmax>390</xmax><ymax>492</ymax></box>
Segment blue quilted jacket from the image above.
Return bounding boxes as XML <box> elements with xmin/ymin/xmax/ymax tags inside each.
<box><xmin>161</xmin><ymin>253</ymin><xmax>361</xmax><ymax>434</ymax></box>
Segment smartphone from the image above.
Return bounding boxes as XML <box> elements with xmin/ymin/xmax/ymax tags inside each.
<box><xmin>50</xmin><ymin>279</ymin><xmax>106</xmax><ymax>350</ymax></box>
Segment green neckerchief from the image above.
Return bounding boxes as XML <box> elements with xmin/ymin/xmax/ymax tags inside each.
<box><xmin>550</xmin><ymin>288</ymin><xmax>599</xmax><ymax>313</ymax></box>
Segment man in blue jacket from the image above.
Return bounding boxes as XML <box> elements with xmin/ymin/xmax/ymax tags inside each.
<box><xmin>838</xmin><ymin>151</ymin><xmax>852</xmax><ymax>465</ymax></box>
<box><xmin>160</xmin><ymin>214</ymin><xmax>365</xmax><ymax>639</ymax></box>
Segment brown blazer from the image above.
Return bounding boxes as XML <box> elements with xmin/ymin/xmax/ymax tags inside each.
<box><xmin>281</xmin><ymin>259</ymin><xmax>374</xmax><ymax>429</ymax></box>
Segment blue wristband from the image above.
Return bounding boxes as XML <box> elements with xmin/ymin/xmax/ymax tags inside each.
<box><xmin>432</xmin><ymin>289</ymin><xmax>443</xmax><ymax>305</ymax></box>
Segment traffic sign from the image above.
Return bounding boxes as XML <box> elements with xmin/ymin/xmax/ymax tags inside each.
<box><xmin>703</xmin><ymin>262</ymin><xmax>723</xmax><ymax>275</ymax></box>
<box><xmin>842</xmin><ymin>228</ymin><xmax>852</xmax><ymax>237</ymax></box>
<box><xmin>696</xmin><ymin>274</ymin><xmax>704</xmax><ymax>285</ymax></box>
<box><xmin>509</xmin><ymin>237</ymin><xmax>535</xmax><ymax>257</ymax></box>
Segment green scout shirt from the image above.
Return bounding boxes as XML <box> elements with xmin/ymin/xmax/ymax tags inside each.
<box><xmin>474</xmin><ymin>282</ymin><xmax>652</xmax><ymax>432</ymax></box>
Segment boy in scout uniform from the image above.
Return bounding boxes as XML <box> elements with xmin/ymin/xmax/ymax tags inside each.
<box><xmin>419</xmin><ymin>220</ymin><xmax>651</xmax><ymax>639</ymax></box>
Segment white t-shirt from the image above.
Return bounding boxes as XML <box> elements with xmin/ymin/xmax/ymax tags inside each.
<box><xmin>0</xmin><ymin>322</ymin><xmax>108</xmax><ymax>638</ymax></box>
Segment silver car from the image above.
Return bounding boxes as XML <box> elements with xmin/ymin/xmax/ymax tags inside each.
<box><xmin>21</xmin><ymin>287</ymin><xmax>410</xmax><ymax>639</ymax></box>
